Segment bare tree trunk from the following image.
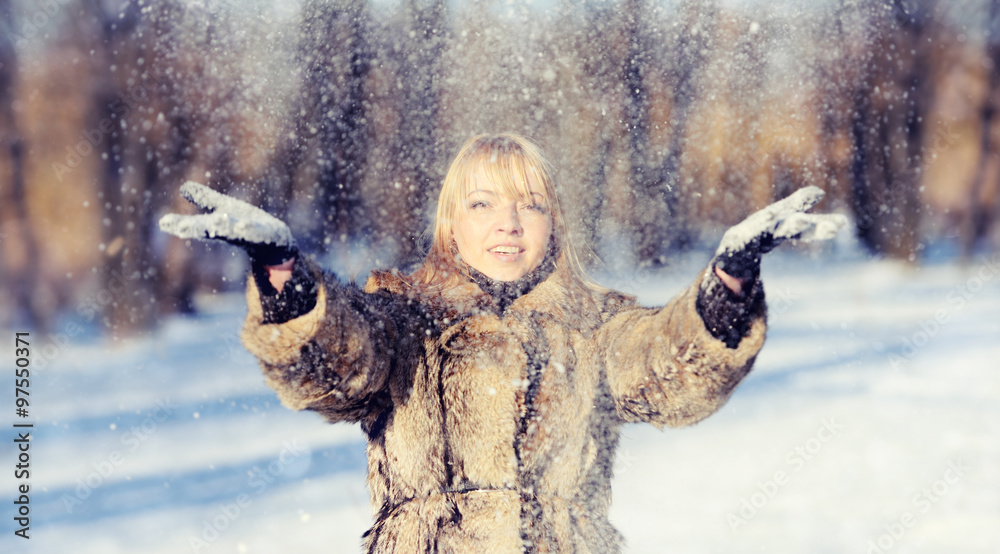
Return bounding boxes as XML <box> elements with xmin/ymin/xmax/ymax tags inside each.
<box><xmin>583</xmin><ymin>132</ymin><xmax>613</xmax><ymax>255</ymax></box>
<box><xmin>567</xmin><ymin>0</ymin><xmax>619</xmax><ymax>262</ymax></box>
<box><xmin>850</xmin><ymin>80</ymin><xmax>877</xmax><ymax>247</ymax></box>
<box><xmin>887</xmin><ymin>0</ymin><xmax>934</xmax><ymax>260</ymax></box>
<box><xmin>0</xmin><ymin>2</ymin><xmax>44</xmax><ymax>330</ymax></box>
<box><xmin>814</xmin><ymin>2</ymin><xmax>852</xmax><ymax>208</ymax></box>
<box><xmin>849</xmin><ymin>0</ymin><xmax>936</xmax><ymax>260</ymax></box>
<box><xmin>622</xmin><ymin>0</ymin><xmax>661</xmax><ymax>264</ymax></box>
<box><xmin>84</xmin><ymin>0</ymin><xmax>167</xmax><ymax>333</ymax></box>
<box><xmin>154</xmin><ymin>109</ymin><xmax>198</xmax><ymax>315</ymax></box>
<box><xmin>295</xmin><ymin>0</ymin><xmax>372</xmax><ymax>256</ymax></box>
<box><xmin>386</xmin><ymin>0</ymin><xmax>447</xmax><ymax>268</ymax></box>
<box><xmin>725</xmin><ymin>12</ymin><xmax>771</xmax><ymax>215</ymax></box>
<box><xmin>964</xmin><ymin>0</ymin><xmax>1000</xmax><ymax>255</ymax></box>
<box><xmin>643</xmin><ymin>0</ymin><xmax>716</xmax><ymax>262</ymax></box>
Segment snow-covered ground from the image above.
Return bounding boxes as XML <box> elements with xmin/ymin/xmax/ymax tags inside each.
<box><xmin>2</xmin><ymin>242</ymin><xmax>998</xmax><ymax>553</ymax></box>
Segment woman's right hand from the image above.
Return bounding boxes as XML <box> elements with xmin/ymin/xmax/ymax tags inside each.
<box><xmin>158</xmin><ymin>181</ymin><xmax>298</xmax><ymax>270</ymax></box>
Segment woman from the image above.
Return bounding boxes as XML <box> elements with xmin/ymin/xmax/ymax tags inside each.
<box><xmin>160</xmin><ymin>134</ymin><xmax>845</xmax><ymax>552</ymax></box>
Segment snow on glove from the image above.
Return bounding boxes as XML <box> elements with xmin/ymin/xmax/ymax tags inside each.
<box><xmin>713</xmin><ymin>186</ymin><xmax>847</xmax><ymax>283</ymax></box>
<box><xmin>158</xmin><ymin>181</ymin><xmax>298</xmax><ymax>266</ymax></box>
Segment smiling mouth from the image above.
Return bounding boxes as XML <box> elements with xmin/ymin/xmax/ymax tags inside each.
<box><xmin>489</xmin><ymin>246</ymin><xmax>523</xmax><ymax>255</ymax></box>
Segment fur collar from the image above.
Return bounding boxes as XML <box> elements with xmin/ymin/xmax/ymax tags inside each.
<box><xmin>364</xmin><ymin>263</ymin><xmax>616</xmax><ymax>334</ymax></box>
<box><xmin>464</xmin><ymin>250</ymin><xmax>557</xmax><ymax>314</ymax></box>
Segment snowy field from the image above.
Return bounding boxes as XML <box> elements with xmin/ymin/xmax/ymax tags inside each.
<box><xmin>2</xmin><ymin>241</ymin><xmax>999</xmax><ymax>554</ymax></box>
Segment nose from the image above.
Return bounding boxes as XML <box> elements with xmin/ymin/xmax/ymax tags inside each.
<box><xmin>495</xmin><ymin>203</ymin><xmax>523</xmax><ymax>236</ymax></box>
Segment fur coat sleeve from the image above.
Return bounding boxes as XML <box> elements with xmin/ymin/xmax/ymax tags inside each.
<box><xmin>240</xmin><ymin>257</ymin><xmax>399</xmax><ymax>423</ymax></box>
<box><xmin>595</xmin><ymin>268</ymin><xmax>767</xmax><ymax>428</ymax></box>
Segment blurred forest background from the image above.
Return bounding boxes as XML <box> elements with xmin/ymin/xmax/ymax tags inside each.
<box><xmin>0</xmin><ymin>0</ymin><xmax>998</xmax><ymax>335</ymax></box>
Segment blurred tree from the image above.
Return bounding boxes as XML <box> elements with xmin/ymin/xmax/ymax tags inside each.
<box><xmin>381</xmin><ymin>0</ymin><xmax>448</xmax><ymax>268</ymax></box>
<box><xmin>81</xmin><ymin>0</ymin><xmax>147</xmax><ymax>333</ymax></box>
<box><xmin>291</xmin><ymin>0</ymin><xmax>373</xmax><ymax>255</ymax></box>
<box><xmin>150</xmin><ymin>0</ymin><xmax>205</xmax><ymax>316</ymax></box>
<box><xmin>848</xmin><ymin>0</ymin><xmax>940</xmax><ymax>260</ymax></box>
<box><xmin>82</xmin><ymin>0</ymin><xmax>197</xmax><ymax>331</ymax></box>
<box><xmin>812</xmin><ymin>0</ymin><xmax>858</xmax><ymax>207</ymax></box>
<box><xmin>6</xmin><ymin>0</ymin><xmax>993</xmax><ymax>338</ymax></box>
<box><xmin>621</xmin><ymin>0</ymin><xmax>659</xmax><ymax>263</ymax></box>
<box><xmin>964</xmin><ymin>0</ymin><xmax>1000</xmax><ymax>255</ymax></box>
<box><xmin>717</xmin><ymin>9</ymin><xmax>775</xmax><ymax>219</ymax></box>
<box><xmin>561</xmin><ymin>0</ymin><xmax>619</xmax><ymax>255</ymax></box>
<box><xmin>637</xmin><ymin>0</ymin><xmax>716</xmax><ymax>264</ymax></box>
<box><xmin>0</xmin><ymin>0</ymin><xmax>44</xmax><ymax>330</ymax></box>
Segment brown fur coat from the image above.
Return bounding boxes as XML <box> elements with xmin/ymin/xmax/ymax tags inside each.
<box><xmin>241</xmin><ymin>259</ymin><xmax>766</xmax><ymax>553</ymax></box>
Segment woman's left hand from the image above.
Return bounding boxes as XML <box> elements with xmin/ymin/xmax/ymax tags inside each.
<box><xmin>713</xmin><ymin>186</ymin><xmax>847</xmax><ymax>289</ymax></box>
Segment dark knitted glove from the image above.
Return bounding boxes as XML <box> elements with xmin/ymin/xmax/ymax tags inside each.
<box><xmin>699</xmin><ymin>186</ymin><xmax>846</xmax><ymax>348</ymax></box>
<box><xmin>696</xmin><ymin>270</ymin><xmax>764</xmax><ymax>348</ymax></box>
<box><xmin>712</xmin><ymin>186</ymin><xmax>847</xmax><ymax>283</ymax></box>
<box><xmin>252</xmin><ymin>256</ymin><xmax>318</xmax><ymax>324</ymax></box>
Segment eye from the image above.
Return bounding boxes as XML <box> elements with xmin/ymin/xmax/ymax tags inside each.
<box><xmin>468</xmin><ymin>200</ymin><xmax>491</xmax><ymax>210</ymax></box>
<box><xmin>520</xmin><ymin>202</ymin><xmax>547</xmax><ymax>214</ymax></box>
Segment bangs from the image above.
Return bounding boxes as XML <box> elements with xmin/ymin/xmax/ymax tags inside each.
<box><xmin>457</xmin><ymin>139</ymin><xmax>551</xmax><ymax>204</ymax></box>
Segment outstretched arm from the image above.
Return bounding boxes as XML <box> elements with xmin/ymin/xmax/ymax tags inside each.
<box><xmin>240</xmin><ymin>256</ymin><xmax>397</xmax><ymax>424</ymax></box>
<box><xmin>597</xmin><ymin>269</ymin><xmax>767</xmax><ymax>428</ymax></box>
<box><xmin>159</xmin><ymin>181</ymin><xmax>395</xmax><ymax>423</ymax></box>
<box><xmin>598</xmin><ymin>186</ymin><xmax>846</xmax><ymax>428</ymax></box>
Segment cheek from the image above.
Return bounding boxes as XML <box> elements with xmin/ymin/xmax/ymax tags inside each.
<box><xmin>453</xmin><ymin>218</ymin><xmax>481</xmax><ymax>250</ymax></box>
<box><xmin>528</xmin><ymin>218</ymin><xmax>553</xmax><ymax>249</ymax></box>
<box><xmin>452</xmin><ymin>225</ymin><xmax>468</xmax><ymax>251</ymax></box>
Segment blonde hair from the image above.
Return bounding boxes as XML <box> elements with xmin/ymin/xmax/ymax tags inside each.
<box><xmin>411</xmin><ymin>133</ymin><xmax>601</xmax><ymax>292</ymax></box>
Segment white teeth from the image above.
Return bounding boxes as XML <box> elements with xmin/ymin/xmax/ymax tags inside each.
<box><xmin>490</xmin><ymin>246</ymin><xmax>520</xmax><ymax>254</ymax></box>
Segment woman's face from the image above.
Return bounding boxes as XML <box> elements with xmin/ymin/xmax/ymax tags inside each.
<box><xmin>452</xmin><ymin>171</ymin><xmax>553</xmax><ymax>282</ymax></box>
